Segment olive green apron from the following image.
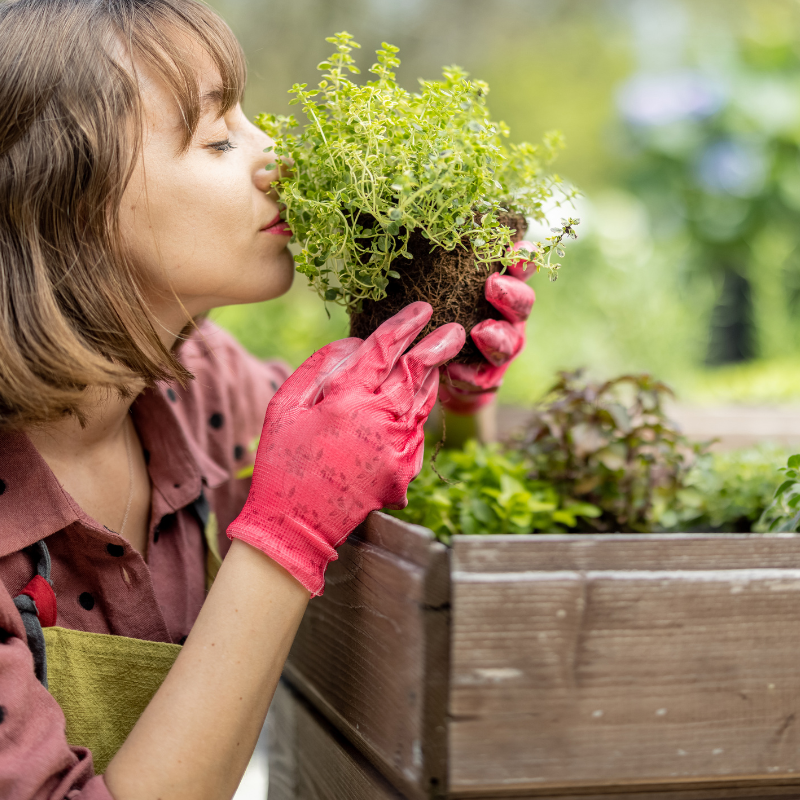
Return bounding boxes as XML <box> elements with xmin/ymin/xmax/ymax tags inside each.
<box><xmin>26</xmin><ymin>506</ymin><xmax>222</xmax><ymax>774</ymax></box>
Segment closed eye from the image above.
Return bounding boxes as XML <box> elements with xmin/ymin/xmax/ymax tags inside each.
<box><xmin>207</xmin><ymin>139</ymin><xmax>237</xmax><ymax>153</ymax></box>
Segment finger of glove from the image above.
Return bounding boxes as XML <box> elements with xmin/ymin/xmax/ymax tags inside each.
<box><xmin>442</xmin><ymin>360</ymin><xmax>507</xmax><ymax>392</ymax></box>
<box><xmin>377</xmin><ymin>322</ymin><xmax>465</xmax><ymax>413</ymax></box>
<box><xmin>471</xmin><ymin>318</ymin><xmax>525</xmax><ymax>367</ymax></box>
<box><xmin>485</xmin><ymin>273</ymin><xmax>535</xmax><ymax>324</ymax></box>
<box><xmin>508</xmin><ymin>240</ymin><xmax>538</xmax><ymax>281</ymax></box>
<box><xmin>273</xmin><ymin>338</ymin><xmax>363</xmax><ymax>409</ymax></box>
<box><xmin>326</xmin><ymin>301</ymin><xmax>433</xmax><ymax>392</ymax></box>
<box><xmin>383</xmin><ymin>428</ymin><xmax>426</xmax><ymax>510</ymax></box>
<box><xmin>408</xmin><ymin>363</ymin><xmax>441</xmax><ymax>424</ymax></box>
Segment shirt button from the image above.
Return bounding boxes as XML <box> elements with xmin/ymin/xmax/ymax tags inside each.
<box><xmin>79</xmin><ymin>592</ymin><xmax>95</xmax><ymax>611</ymax></box>
<box><xmin>0</xmin><ymin>480</ymin><xmax>6</xmax><ymax>495</ymax></box>
<box><xmin>209</xmin><ymin>412</ymin><xmax>224</xmax><ymax>429</ymax></box>
<box><xmin>107</xmin><ymin>543</ymin><xmax>124</xmax><ymax>557</ymax></box>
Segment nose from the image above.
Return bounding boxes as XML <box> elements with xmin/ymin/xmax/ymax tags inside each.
<box><xmin>246</xmin><ymin>118</ymin><xmax>294</xmax><ymax>194</ymax></box>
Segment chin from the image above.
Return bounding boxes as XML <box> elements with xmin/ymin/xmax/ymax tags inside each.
<box><xmin>249</xmin><ymin>253</ymin><xmax>296</xmax><ymax>303</ymax></box>
<box><xmin>268</xmin><ymin>253</ymin><xmax>296</xmax><ymax>299</ymax></box>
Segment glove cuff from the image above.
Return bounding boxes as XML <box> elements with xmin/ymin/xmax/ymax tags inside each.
<box><xmin>227</xmin><ymin>509</ymin><xmax>339</xmax><ymax>597</ymax></box>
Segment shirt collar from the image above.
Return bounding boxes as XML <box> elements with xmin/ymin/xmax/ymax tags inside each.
<box><xmin>0</xmin><ymin>431</ymin><xmax>81</xmax><ymax>557</ymax></box>
<box><xmin>0</xmin><ymin>384</ymin><xmax>228</xmax><ymax>556</ymax></box>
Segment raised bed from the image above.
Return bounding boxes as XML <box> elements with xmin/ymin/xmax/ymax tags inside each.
<box><xmin>267</xmin><ymin>512</ymin><xmax>800</xmax><ymax>800</ymax></box>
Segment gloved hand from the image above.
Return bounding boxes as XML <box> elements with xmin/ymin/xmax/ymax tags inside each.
<box><xmin>439</xmin><ymin>241</ymin><xmax>537</xmax><ymax>415</ymax></box>
<box><xmin>227</xmin><ymin>302</ymin><xmax>465</xmax><ymax>596</ymax></box>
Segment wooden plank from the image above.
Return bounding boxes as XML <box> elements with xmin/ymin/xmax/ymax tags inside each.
<box><xmin>357</xmin><ymin>511</ymin><xmax>451</xmax><ymax>606</ymax></box>
<box><xmin>268</xmin><ymin>679</ymin><xmax>406</xmax><ymax>800</ymax></box>
<box><xmin>452</xmin><ymin>533</ymin><xmax>800</xmax><ymax>574</ymax></box>
<box><xmin>456</xmin><ymin>785</ymin><xmax>800</xmax><ymax>799</ymax></box>
<box><xmin>449</xmin><ymin>536</ymin><xmax>800</xmax><ymax>795</ymax></box>
<box><xmin>284</xmin><ymin>511</ymin><xmax>450</xmax><ymax>800</ymax></box>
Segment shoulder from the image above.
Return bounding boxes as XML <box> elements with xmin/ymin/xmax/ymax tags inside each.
<box><xmin>172</xmin><ymin>320</ymin><xmax>290</xmax><ymax>438</ymax></box>
<box><xmin>165</xmin><ymin>319</ymin><xmax>291</xmax><ymax>457</ymax></box>
<box><xmin>179</xmin><ymin>319</ymin><xmax>292</xmax><ymax>393</ymax></box>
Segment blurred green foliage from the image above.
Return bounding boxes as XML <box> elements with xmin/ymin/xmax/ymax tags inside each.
<box><xmin>660</xmin><ymin>444</ymin><xmax>791</xmax><ymax>532</ymax></box>
<box><xmin>619</xmin><ymin>13</ymin><xmax>800</xmax><ymax>366</ymax></box>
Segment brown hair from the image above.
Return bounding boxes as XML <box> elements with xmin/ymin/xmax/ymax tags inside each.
<box><xmin>0</xmin><ymin>0</ymin><xmax>246</xmax><ymax>429</ymax></box>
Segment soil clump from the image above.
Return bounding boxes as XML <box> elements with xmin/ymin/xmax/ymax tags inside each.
<box><xmin>349</xmin><ymin>214</ymin><xmax>527</xmax><ymax>364</ymax></box>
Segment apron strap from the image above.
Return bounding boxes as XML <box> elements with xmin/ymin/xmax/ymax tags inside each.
<box><xmin>12</xmin><ymin>540</ymin><xmax>56</xmax><ymax>688</ymax></box>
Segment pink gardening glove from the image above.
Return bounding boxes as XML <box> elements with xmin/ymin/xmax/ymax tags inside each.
<box><xmin>227</xmin><ymin>302</ymin><xmax>465</xmax><ymax>596</ymax></box>
<box><xmin>439</xmin><ymin>241</ymin><xmax>537</xmax><ymax>415</ymax></box>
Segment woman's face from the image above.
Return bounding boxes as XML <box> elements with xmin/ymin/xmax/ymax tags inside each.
<box><xmin>120</xmin><ymin>52</ymin><xmax>294</xmax><ymax>338</ymax></box>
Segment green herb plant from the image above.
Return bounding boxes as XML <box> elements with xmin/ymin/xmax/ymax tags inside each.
<box><xmin>257</xmin><ymin>33</ymin><xmax>578</xmax><ymax>313</ymax></box>
<box><xmin>392</xmin><ymin>440</ymin><xmax>600</xmax><ymax>544</ymax></box>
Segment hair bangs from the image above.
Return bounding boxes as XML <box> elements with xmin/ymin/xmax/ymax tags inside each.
<box><xmin>122</xmin><ymin>0</ymin><xmax>247</xmax><ymax>149</ymax></box>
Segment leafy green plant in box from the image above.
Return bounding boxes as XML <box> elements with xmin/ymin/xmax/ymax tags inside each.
<box><xmin>391</xmin><ymin>440</ymin><xmax>600</xmax><ymax>544</ymax></box>
<box><xmin>656</xmin><ymin>444</ymin><xmax>791</xmax><ymax>533</ymax></box>
<box><xmin>759</xmin><ymin>453</ymin><xmax>800</xmax><ymax>532</ymax></box>
<box><xmin>257</xmin><ymin>33</ymin><xmax>578</xmax><ymax>361</ymax></box>
<box><xmin>513</xmin><ymin>370</ymin><xmax>707</xmax><ymax>532</ymax></box>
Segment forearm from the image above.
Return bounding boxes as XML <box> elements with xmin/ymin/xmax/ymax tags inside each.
<box><xmin>104</xmin><ymin>538</ymin><xmax>310</xmax><ymax>800</ymax></box>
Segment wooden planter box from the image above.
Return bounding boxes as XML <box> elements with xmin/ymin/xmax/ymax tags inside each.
<box><xmin>267</xmin><ymin>512</ymin><xmax>800</xmax><ymax>800</ymax></box>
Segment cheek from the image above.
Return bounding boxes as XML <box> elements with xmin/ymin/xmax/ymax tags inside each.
<box><xmin>124</xmin><ymin>157</ymin><xmax>253</xmax><ymax>284</ymax></box>
<box><xmin>150</xmin><ymin>165</ymin><xmax>248</xmax><ymax>247</ymax></box>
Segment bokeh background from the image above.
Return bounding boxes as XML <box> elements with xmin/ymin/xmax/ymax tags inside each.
<box><xmin>208</xmin><ymin>0</ymin><xmax>800</xmax><ymax>408</ymax></box>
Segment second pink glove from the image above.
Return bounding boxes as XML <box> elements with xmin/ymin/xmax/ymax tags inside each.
<box><xmin>227</xmin><ymin>302</ymin><xmax>465</xmax><ymax>596</ymax></box>
<box><xmin>439</xmin><ymin>241</ymin><xmax>537</xmax><ymax>414</ymax></box>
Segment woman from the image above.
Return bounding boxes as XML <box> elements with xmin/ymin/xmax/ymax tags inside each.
<box><xmin>0</xmin><ymin>0</ymin><xmax>535</xmax><ymax>797</ymax></box>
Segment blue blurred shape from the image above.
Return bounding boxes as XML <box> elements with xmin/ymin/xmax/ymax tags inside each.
<box><xmin>696</xmin><ymin>139</ymin><xmax>767</xmax><ymax>198</ymax></box>
<box><xmin>617</xmin><ymin>70</ymin><xmax>725</xmax><ymax>127</ymax></box>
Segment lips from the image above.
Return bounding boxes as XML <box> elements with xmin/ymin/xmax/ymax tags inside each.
<box><xmin>260</xmin><ymin>211</ymin><xmax>292</xmax><ymax>236</ymax></box>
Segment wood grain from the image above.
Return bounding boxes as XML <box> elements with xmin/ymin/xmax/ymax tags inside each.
<box><xmin>449</xmin><ymin>534</ymin><xmax>800</xmax><ymax>795</ymax></box>
<box><xmin>283</xmin><ymin>512</ymin><xmax>450</xmax><ymax>799</ymax></box>
<box><xmin>268</xmin><ymin>679</ymin><xmax>405</xmax><ymax>800</ymax></box>
<box><xmin>452</xmin><ymin>533</ymin><xmax>800</xmax><ymax>573</ymax></box>
<box><xmin>457</xmin><ymin>786</ymin><xmax>800</xmax><ymax>799</ymax></box>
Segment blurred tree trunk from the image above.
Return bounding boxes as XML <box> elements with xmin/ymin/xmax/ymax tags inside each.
<box><xmin>705</xmin><ymin>266</ymin><xmax>755</xmax><ymax>365</ymax></box>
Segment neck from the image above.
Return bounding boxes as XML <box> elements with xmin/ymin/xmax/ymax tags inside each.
<box><xmin>25</xmin><ymin>385</ymin><xmax>142</xmax><ymax>460</ymax></box>
<box><xmin>27</xmin><ymin>303</ymin><xmax>189</xmax><ymax>456</ymax></box>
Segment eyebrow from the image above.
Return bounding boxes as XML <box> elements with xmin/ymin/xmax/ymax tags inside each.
<box><xmin>200</xmin><ymin>87</ymin><xmax>226</xmax><ymax>116</ymax></box>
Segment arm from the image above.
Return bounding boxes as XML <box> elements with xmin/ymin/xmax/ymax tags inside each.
<box><xmin>105</xmin><ymin>540</ymin><xmax>308</xmax><ymax>800</ymax></box>
<box><xmin>109</xmin><ymin>302</ymin><xmax>464</xmax><ymax>799</ymax></box>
